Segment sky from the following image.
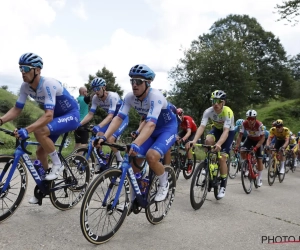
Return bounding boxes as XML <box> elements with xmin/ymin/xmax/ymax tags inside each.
<box><xmin>0</xmin><ymin>0</ymin><xmax>299</xmax><ymax>97</ymax></box>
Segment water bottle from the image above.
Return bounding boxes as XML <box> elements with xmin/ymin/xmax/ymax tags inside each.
<box><xmin>209</xmin><ymin>163</ymin><xmax>218</xmax><ymax>176</ymax></box>
<box><xmin>64</xmin><ymin>138</ymin><xmax>71</xmax><ymax>148</ymax></box>
<box><xmin>33</xmin><ymin>160</ymin><xmax>46</xmax><ymax>179</ymax></box>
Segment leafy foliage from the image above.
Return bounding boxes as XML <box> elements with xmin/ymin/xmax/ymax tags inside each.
<box><xmin>275</xmin><ymin>0</ymin><xmax>300</xmax><ymax>25</ymax></box>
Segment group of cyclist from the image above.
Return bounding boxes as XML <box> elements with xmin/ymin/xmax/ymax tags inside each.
<box><xmin>0</xmin><ymin>51</ymin><xmax>298</xmax><ymax>205</ymax></box>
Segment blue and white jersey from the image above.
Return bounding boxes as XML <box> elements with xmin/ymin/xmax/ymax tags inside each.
<box><xmin>16</xmin><ymin>76</ymin><xmax>78</xmax><ymax>117</ymax></box>
<box><xmin>90</xmin><ymin>92</ymin><xmax>122</xmax><ymax>117</ymax></box>
<box><xmin>118</xmin><ymin>88</ymin><xmax>177</xmax><ymax>128</ymax></box>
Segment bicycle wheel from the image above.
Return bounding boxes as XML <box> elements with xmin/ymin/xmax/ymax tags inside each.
<box><xmin>190</xmin><ymin>162</ymin><xmax>208</xmax><ymax>210</ymax></box>
<box><xmin>0</xmin><ymin>156</ymin><xmax>28</xmax><ymax>223</ymax></box>
<box><xmin>170</xmin><ymin>151</ymin><xmax>181</xmax><ymax>180</ymax></box>
<box><xmin>49</xmin><ymin>154</ymin><xmax>90</xmax><ymax>210</ymax></box>
<box><xmin>145</xmin><ymin>165</ymin><xmax>176</xmax><ymax>224</ymax></box>
<box><xmin>267</xmin><ymin>158</ymin><xmax>276</xmax><ymax>186</ymax></box>
<box><xmin>73</xmin><ymin>147</ymin><xmax>95</xmax><ymax>180</ymax></box>
<box><xmin>228</xmin><ymin>151</ymin><xmax>239</xmax><ymax>179</ymax></box>
<box><xmin>80</xmin><ymin>168</ymin><xmax>130</xmax><ymax>244</ymax></box>
<box><xmin>278</xmin><ymin>164</ymin><xmax>286</xmax><ymax>183</ymax></box>
<box><xmin>182</xmin><ymin>153</ymin><xmax>196</xmax><ymax>180</ymax></box>
<box><xmin>241</xmin><ymin>161</ymin><xmax>253</xmax><ymax>194</ymax></box>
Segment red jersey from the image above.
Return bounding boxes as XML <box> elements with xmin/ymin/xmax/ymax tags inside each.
<box><xmin>240</xmin><ymin>120</ymin><xmax>264</xmax><ymax>141</ymax></box>
<box><xmin>180</xmin><ymin>116</ymin><xmax>197</xmax><ymax>132</ymax></box>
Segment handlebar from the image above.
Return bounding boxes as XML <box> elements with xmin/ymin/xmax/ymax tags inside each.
<box><xmin>192</xmin><ymin>143</ymin><xmax>222</xmax><ymax>158</ymax></box>
<box><xmin>0</xmin><ymin>127</ymin><xmax>32</xmax><ymax>155</ymax></box>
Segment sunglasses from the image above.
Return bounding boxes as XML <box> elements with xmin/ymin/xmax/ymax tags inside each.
<box><xmin>211</xmin><ymin>99</ymin><xmax>223</xmax><ymax>104</ymax></box>
<box><xmin>276</xmin><ymin>125</ymin><xmax>283</xmax><ymax>128</ymax></box>
<box><xmin>247</xmin><ymin>117</ymin><xmax>256</xmax><ymax>121</ymax></box>
<box><xmin>19</xmin><ymin>65</ymin><xmax>35</xmax><ymax>73</ymax></box>
<box><xmin>93</xmin><ymin>86</ymin><xmax>102</xmax><ymax>92</ymax></box>
<box><xmin>130</xmin><ymin>78</ymin><xmax>147</xmax><ymax>86</ymax></box>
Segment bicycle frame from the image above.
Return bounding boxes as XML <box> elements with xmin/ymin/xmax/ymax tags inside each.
<box><xmin>240</xmin><ymin>149</ymin><xmax>258</xmax><ymax>179</ymax></box>
<box><xmin>85</xmin><ymin>134</ymin><xmax>109</xmax><ymax>167</ymax></box>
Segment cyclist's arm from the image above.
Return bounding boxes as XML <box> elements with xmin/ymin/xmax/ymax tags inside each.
<box><xmin>283</xmin><ymin>136</ymin><xmax>290</xmax><ymax>148</ymax></box>
<box><xmin>191</xmin><ymin>125</ymin><xmax>206</xmax><ymax>144</ymax></box>
<box><xmin>99</xmin><ymin>114</ymin><xmax>114</xmax><ymax>128</ymax></box>
<box><xmin>0</xmin><ymin>106</ymin><xmax>22</xmax><ymax>124</ymax></box>
<box><xmin>183</xmin><ymin>129</ymin><xmax>191</xmax><ymax>141</ymax></box>
<box><xmin>133</xmin><ymin>121</ymin><xmax>156</xmax><ymax>146</ymax></box>
<box><xmin>26</xmin><ymin>109</ymin><xmax>54</xmax><ymax>133</ymax></box>
<box><xmin>255</xmin><ymin>134</ymin><xmax>265</xmax><ymax>148</ymax></box>
<box><xmin>103</xmin><ymin>116</ymin><xmax>123</xmax><ymax>138</ymax></box>
<box><xmin>80</xmin><ymin>112</ymin><xmax>94</xmax><ymax>126</ymax></box>
<box><xmin>266</xmin><ymin>136</ymin><xmax>273</xmax><ymax>146</ymax></box>
<box><xmin>136</xmin><ymin>120</ymin><xmax>146</xmax><ymax>133</ymax></box>
<box><xmin>216</xmin><ymin>127</ymin><xmax>229</xmax><ymax>147</ymax></box>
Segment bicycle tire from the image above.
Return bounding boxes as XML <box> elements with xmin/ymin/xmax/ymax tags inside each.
<box><xmin>72</xmin><ymin>147</ymin><xmax>96</xmax><ymax>180</ymax></box>
<box><xmin>49</xmin><ymin>154</ymin><xmax>90</xmax><ymax>210</ymax></box>
<box><xmin>171</xmin><ymin>151</ymin><xmax>181</xmax><ymax>180</ymax></box>
<box><xmin>182</xmin><ymin>153</ymin><xmax>196</xmax><ymax>180</ymax></box>
<box><xmin>278</xmin><ymin>165</ymin><xmax>286</xmax><ymax>183</ymax></box>
<box><xmin>145</xmin><ymin>165</ymin><xmax>176</xmax><ymax>224</ymax></box>
<box><xmin>0</xmin><ymin>156</ymin><xmax>28</xmax><ymax>223</ymax></box>
<box><xmin>80</xmin><ymin>168</ymin><xmax>130</xmax><ymax>244</ymax></box>
<box><xmin>241</xmin><ymin>161</ymin><xmax>253</xmax><ymax>194</ymax></box>
<box><xmin>267</xmin><ymin>158</ymin><xmax>276</xmax><ymax>186</ymax></box>
<box><xmin>190</xmin><ymin>162</ymin><xmax>208</xmax><ymax>210</ymax></box>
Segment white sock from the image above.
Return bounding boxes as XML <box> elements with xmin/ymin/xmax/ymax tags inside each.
<box><xmin>115</xmin><ymin>151</ymin><xmax>123</xmax><ymax>161</ymax></box>
<box><xmin>158</xmin><ymin>172</ymin><xmax>168</xmax><ymax>187</ymax></box>
<box><xmin>258</xmin><ymin>170</ymin><xmax>262</xmax><ymax>179</ymax></box>
<box><xmin>49</xmin><ymin>151</ymin><xmax>61</xmax><ymax>165</ymax></box>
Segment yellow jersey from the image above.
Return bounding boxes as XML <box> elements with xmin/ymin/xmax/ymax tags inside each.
<box><xmin>269</xmin><ymin>127</ymin><xmax>290</xmax><ymax>141</ymax></box>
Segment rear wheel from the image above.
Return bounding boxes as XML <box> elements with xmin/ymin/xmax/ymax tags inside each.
<box><xmin>50</xmin><ymin>154</ymin><xmax>90</xmax><ymax>210</ymax></box>
<box><xmin>241</xmin><ymin>161</ymin><xmax>253</xmax><ymax>194</ymax></box>
<box><xmin>145</xmin><ymin>166</ymin><xmax>176</xmax><ymax>224</ymax></box>
<box><xmin>228</xmin><ymin>150</ymin><xmax>239</xmax><ymax>179</ymax></box>
<box><xmin>0</xmin><ymin>156</ymin><xmax>27</xmax><ymax>223</ymax></box>
<box><xmin>170</xmin><ymin>151</ymin><xmax>181</xmax><ymax>180</ymax></box>
<box><xmin>190</xmin><ymin>162</ymin><xmax>208</xmax><ymax>210</ymax></box>
<box><xmin>72</xmin><ymin>147</ymin><xmax>95</xmax><ymax>180</ymax></box>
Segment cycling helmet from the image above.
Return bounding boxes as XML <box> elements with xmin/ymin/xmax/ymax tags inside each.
<box><xmin>177</xmin><ymin>108</ymin><xmax>184</xmax><ymax>116</ymax></box>
<box><xmin>19</xmin><ymin>53</ymin><xmax>43</xmax><ymax>69</ymax></box>
<box><xmin>246</xmin><ymin>109</ymin><xmax>257</xmax><ymax>117</ymax></box>
<box><xmin>160</xmin><ymin>89</ymin><xmax>167</xmax><ymax>97</ymax></box>
<box><xmin>263</xmin><ymin>126</ymin><xmax>267</xmax><ymax>131</ymax></box>
<box><xmin>274</xmin><ymin>119</ymin><xmax>283</xmax><ymax>126</ymax></box>
<box><xmin>235</xmin><ymin>119</ymin><xmax>244</xmax><ymax>127</ymax></box>
<box><xmin>129</xmin><ymin>64</ymin><xmax>155</xmax><ymax>80</ymax></box>
<box><xmin>91</xmin><ymin>77</ymin><xmax>106</xmax><ymax>88</ymax></box>
<box><xmin>211</xmin><ymin>90</ymin><xmax>226</xmax><ymax>100</ymax></box>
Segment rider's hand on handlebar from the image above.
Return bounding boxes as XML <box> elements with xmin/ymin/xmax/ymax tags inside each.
<box><xmin>93</xmin><ymin>135</ymin><xmax>107</xmax><ymax>148</ymax></box>
<box><xmin>264</xmin><ymin>145</ymin><xmax>270</xmax><ymax>151</ymax></box>
<box><xmin>92</xmin><ymin>125</ymin><xmax>101</xmax><ymax>134</ymax></box>
<box><xmin>15</xmin><ymin>128</ymin><xmax>28</xmax><ymax>140</ymax></box>
<box><xmin>187</xmin><ymin>141</ymin><xmax>195</xmax><ymax>149</ymax></box>
<box><xmin>130</xmin><ymin>130</ymin><xmax>139</xmax><ymax>139</ymax></box>
<box><xmin>129</xmin><ymin>143</ymin><xmax>140</xmax><ymax>156</ymax></box>
<box><xmin>213</xmin><ymin>144</ymin><xmax>221</xmax><ymax>152</ymax></box>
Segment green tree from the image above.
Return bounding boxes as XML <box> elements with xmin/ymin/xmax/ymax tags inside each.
<box><xmin>169</xmin><ymin>14</ymin><xmax>293</xmax><ymax>118</ymax></box>
<box><xmin>275</xmin><ymin>0</ymin><xmax>300</xmax><ymax>25</ymax></box>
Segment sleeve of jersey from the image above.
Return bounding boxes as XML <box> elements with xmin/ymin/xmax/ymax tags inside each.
<box><xmin>200</xmin><ymin>110</ymin><xmax>209</xmax><ymax>126</ymax></box>
<box><xmin>117</xmin><ymin>93</ymin><xmax>131</xmax><ymax>120</ymax></box>
<box><xmin>223</xmin><ymin>110</ymin><xmax>233</xmax><ymax>128</ymax></box>
<box><xmin>186</xmin><ymin>117</ymin><xmax>192</xmax><ymax>129</ymax></box>
<box><xmin>240</xmin><ymin>125</ymin><xmax>245</xmax><ymax>134</ymax></box>
<box><xmin>89</xmin><ymin>96</ymin><xmax>98</xmax><ymax>114</ymax></box>
<box><xmin>43</xmin><ymin>82</ymin><xmax>56</xmax><ymax>110</ymax></box>
<box><xmin>15</xmin><ymin>84</ymin><xmax>27</xmax><ymax>109</ymax></box>
<box><xmin>145</xmin><ymin>99</ymin><xmax>163</xmax><ymax>124</ymax></box>
<box><xmin>108</xmin><ymin>96</ymin><xmax>118</xmax><ymax>115</ymax></box>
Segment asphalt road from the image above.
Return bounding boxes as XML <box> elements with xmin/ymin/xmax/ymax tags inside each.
<box><xmin>1</xmin><ymin>166</ymin><xmax>300</xmax><ymax>250</ymax></box>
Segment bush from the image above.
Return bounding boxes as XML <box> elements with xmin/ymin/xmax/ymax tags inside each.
<box><xmin>0</xmin><ymin>100</ymin><xmax>13</xmax><ymax>113</ymax></box>
<box><xmin>14</xmin><ymin>110</ymin><xmax>36</xmax><ymax>128</ymax></box>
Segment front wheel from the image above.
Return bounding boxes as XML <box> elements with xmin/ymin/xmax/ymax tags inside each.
<box><xmin>80</xmin><ymin>168</ymin><xmax>130</xmax><ymax>244</ymax></box>
<box><xmin>182</xmin><ymin>153</ymin><xmax>196</xmax><ymax>180</ymax></box>
<box><xmin>170</xmin><ymin>151</ymin><xmax>181</xmax><ymax>180</ymax></box>
<box><xmin>0</xmin><ymin>156</ymin><xmax>28</xmax><ymax>223</ymax></box>
<box><xmin>267</xmin><ymin>159</ymin><xmax>276</xmax><ymax>186</ymax></box>
<box><xmin>190</xmin><ymin>162</ymin><xmax>208</xmax><ymax>210</ymax></box>
<box><xmin>241</xmin><ymin>161</ymin><xmax>253</xmax><ymax>194</ymax></box>
<box><xmin>228</xmin><ymin>151</ymin><xmax>239</xmax><ymax>179</ymax></box>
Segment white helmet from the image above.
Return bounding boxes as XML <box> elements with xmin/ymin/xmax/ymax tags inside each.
<box><xmin>246</xmin><ymin>109</ymin><xmax>257</xmax><ymax>117</ymax></box>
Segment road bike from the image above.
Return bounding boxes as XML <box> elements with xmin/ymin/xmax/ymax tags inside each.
<box><xmin>80</xmin><ymin>142</ymin><xmax>176</xmax><ymax>244</ymax></box>
<box><xmin>0</xmin><ymin>127</ymin><xmax>90</xmax><ymax>223</ymax></box>
<box><xmin>267</xmin><ymin>148</ymin><xmax>285</xmax><ymax>186</ymax></box>
<box><xmin>239</xmin><ymin>148</ymin><xmax>259</xmax><ymax>194</ymax></box>
<box><xmin>190</xmin><ymin>144</ymin><xmax>226</xmax><ymax>210</ymax></box>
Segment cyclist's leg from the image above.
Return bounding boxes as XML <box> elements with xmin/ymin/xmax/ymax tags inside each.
<box><xmin>241</xmin><ymin>139</ymin><xmax>251</xmax><ymax>175</ymax></box>
<box><xmin>274</xmin><ymin>139</ymin><xmax>285</xmax><ymax>174</ymax></box>
<box><xmin>255</xmin><ymin>143</ymin><xmax>264</xmax><ymax>186</ymax></box>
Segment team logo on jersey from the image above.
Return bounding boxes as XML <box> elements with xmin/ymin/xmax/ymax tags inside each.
<box><xmin>158</xmin><ymin>100</ymin><xmax>162</xmax><ymax>104</ymax></box>
<box><xmin>46</xmin><ymin>86</ymin><xmax>53</xmax><ymax>102</ymax></box>
<box><xmin>58</xmin><ymin>116</ymin><xmax>74</xmax><ymax>123</ymax></box>
<box><xmin>149</xmin><ymin>101</ymin><xmax>154</xmax><ymax>115</ymax></box>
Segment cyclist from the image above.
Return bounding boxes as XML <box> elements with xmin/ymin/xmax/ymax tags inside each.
<box><xmin>287</xmin><ymin>131</ymin><xmax>298</xmax><ymax>168</ymax></box>
<box><xmin>235</xmin><ymin>110</ymin><xmax>265</xmax><ymax>187</ymax></box>
<box><xmin>265</xmin><ymin>119</ymin><xmax>290</xmax><ymax>174</ymax></box>
<box><xmin>0</xmin><ymin>52</ymin><xmax>80</xmax><ymax>204</ymax></box>
<box><xmin>79</xmin><ymin>77</ymin><xmax>129</xmax><ymax>171</ymax></box>
<box><xmin>96</xmin><ymin>64</ymin><xmax>177</xmax><ymax>202</ymax></box>
<box><xmin>234</xmin><ymin>119</ymin><xmax>247</xmax><ymax>142</ymax></box>
<box><xmin>177</xmin><ymin>108</ymin><xmax>197</xmax><ymax>172</ymax></box>
<box><xmin>188</xmin><ymin>90</ymin><xmax>235</xmax><ymax>199</ymax></box>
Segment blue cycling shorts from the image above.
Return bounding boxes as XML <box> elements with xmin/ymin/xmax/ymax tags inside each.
<box><xmin>47</xmin><ymin>109</ymin><xmax>80</xmax><ymax>142</ymax></box>
<box><xmin>208</xmin><ymin>127</ymin><xmax>235</xmax><ymax>155</ymax></box>
<box><xmin>99</xmin><ymin>116</ymin><xmax>129</xmax><ymax>139</ymax></box>
<box><xmin>139</xmin><ymin>124</ymin><xmax>177</xmax><ymax>157</ymax></box>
